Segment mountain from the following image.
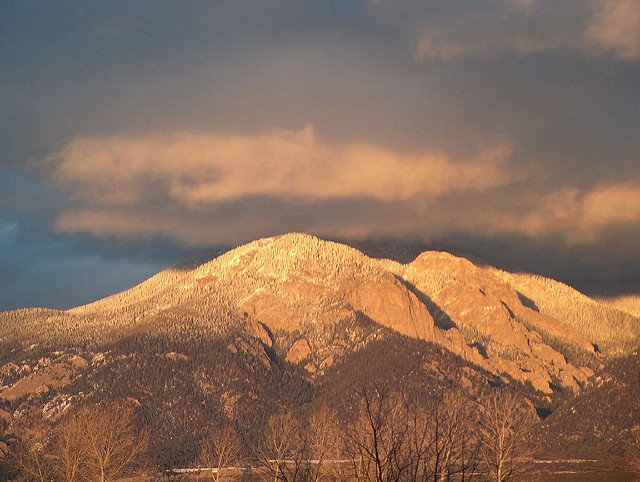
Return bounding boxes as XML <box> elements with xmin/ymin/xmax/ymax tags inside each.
<box><xmin>596</xmin><ymin>294</ymin><xmax>640</xmax><ymax>319</ymax></box>
<box><xmin>535</xmin><ymin>347</ymin><xmax>640</xmax><ymax>462</ymax></box>
<box><xmin>1</xmin><ymin>233</ymin><xmax>639</xmax><ymax>467</ymax></box>
<box><xmin>491</xmin><ymin>270</ymin><xmax>640</xmax><ymax>356</ymax></box>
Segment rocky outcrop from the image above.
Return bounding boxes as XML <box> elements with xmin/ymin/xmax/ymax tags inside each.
<box><xmin>0</xmin><ymin>357</ymin><xmax>85</xmax><ymax>401</ymax></box>
<box><xmin>389</xmin><ymin>251</ymin><xmax>598</xmax><ymax>393</ymax></box>
<box><xmin>244</xmin><ymin>319</ymin><xmax>274</xmax><ymax>347</ymax></box>
<box><xmin>234</xmin><ymin>236</ymin><xmax>444</xmax><ymax>347</ymax></box>
<box><xmin>286</xmin><ymin>338</ymin><xmax>312</xmax><ymax>364</ymax></box>
<box><xmin>348</xmin><ymin>274</ymin><xmax>443</xmax><ymax>344</ymax></box>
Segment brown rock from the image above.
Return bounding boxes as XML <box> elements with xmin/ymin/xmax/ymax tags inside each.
<box><xmin>408</xmin><ymin>251</ymin><xmax>595</xmax><ymax>354</ymax></box>
<box><xmin>70</xmin><ymin>355</ymin><xmax>88</xmax><ymax>368</ymax></box>
<box><xmin>402</xmin><ymin>250</ymin><xmax>599</xmax><ymax>393</ymax></box>
<box><xmin>444</xmin><ymin>328</ymin><xmax>491</xmax><ymax>370</ymax></box>
<box><xmin>349</xmin><ymin>274</ymin><xmax>443</xmax><ymax>344</ymax></box>
<box><xmin>580</xmin><ymin>366</ymin><xmax>595</xmax><ymax>379</ymax></box>
<box><xmin>245</xmin><ymin>319</ymin><xmax>273</xmax><ymax>347</ymax></box>
<box><xmin>320</xmin><ymin>356</ymin><xmax>334</xmax><ymax>369</ymax></box>
<box><xmin>557</xmin><ymin>369</ymin><xmax>581</xmax><ymax>393</ymax></box>
<box><xmin>490</xmin><ymin>356</ymin><xmax>553</xmax><ymax>394</ymax></box>
<box><xmin>286</xmin><ymin>338</ymin><xmax>312</xmax><ymax>364</ymax></box>
<box><xmin>242</xmin><ymin>294</ymin><xmax>303</xmax><ymax>332</ymax></box>
<box><xmin>0</xmin><ymin>363</ymin><xmax>75</xmax><ymax>401</ymax></box>
<box><xmin>0</xmin><ymin>408</ymin><xmax>11</xmax><ymax>423</ymax></box>
<box><xmin>531</xmin><ymin>342</ymin><xmax>567</xmax><ymax>367</ymax></box>
<box><xmin>235</xmin><ymin>340</ymin><xmax>272</xmax><ymax>368</ymax></box>
<box><xmin>436</xmin><ymin>281</ymin><xmax>531</xmax><ymax>354</ymax></box>
<box><xmin>461</xmin><ymin>376</ymin><xmax>473</xmax><ymax>391</ymax></box>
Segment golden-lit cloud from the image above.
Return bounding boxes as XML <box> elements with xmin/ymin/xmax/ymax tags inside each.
<box><xmin>582</xmin><ymin>183</ymin><xmax>640</xmax><ymax>226</ymax></box>
<box><xmin>408</xmin><ymin>0</ymin><xmax>640</xmax><ymax>62</ymax></box>
<box><xmin>45</xmin><ymin>125</ymin><xmax>517</xmax><ymax>245</ymax></box>
<box><xmin>49</xmin><ymin>125</ymin><xmax>514</xmax><ymax>207</ymax></box>
<box><xmin>45</xmin><ymin>126</ymin><xmax>640</xmax><ymax>250</ymax></box>
<box><xmin>490</xmin><ymin>182</ymin><xmax>640</xmax><ymax>242</ymax></box>
<box><xmin>585</xmin><ymin>0</ymin><xmax>640</xmax><ymax>60</ymax></box>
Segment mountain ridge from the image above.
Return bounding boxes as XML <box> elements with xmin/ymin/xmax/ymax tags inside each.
<box><xmin>3</xmin><ymin>233</ymin><xmax>640</xmax><ymax>468</ymax></box>
<box><xmin>3</xmin><ymin>233</ymin><xmax>637</xmax><ymax>392</ymax></box>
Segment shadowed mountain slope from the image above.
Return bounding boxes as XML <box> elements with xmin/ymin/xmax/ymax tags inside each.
<box><xmin>535</xmin><ymin>348</ymin><xmax>640</xmax><ymax>463</ymax></box>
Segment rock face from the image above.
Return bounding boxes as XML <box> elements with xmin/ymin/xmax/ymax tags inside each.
<box><xmin>3</xmin><ymin>233</ymin><xmax>635</xmax><ymax>397</ymax></box>
<box><xmin>493</xmin><ymin>270</ymin><xmax>640</xmax><ymax>356</ymax></box>
<box><xmin>286</xmin><ymin>338</ymin><xmax>312</xmax><ymax>364</ymax></box>
<box><xmin>245</xmin><ymin>320</ymin><xmax>273</xmax><ymax>347</ymax></box>
<box><xmin>349</xmin><ymin>275</ymin><xmax>443</xmax><ymax>344</ymax></box>
<box><xmin>387</xmin><ymin>251</ymin><xmax>599</xmax><ymax>393</ymax></box>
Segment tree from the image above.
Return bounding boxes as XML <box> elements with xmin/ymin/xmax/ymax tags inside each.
<box><xmin>197</xmin><ymin>423</ymin><xmax>242</xmax><ymax>481</ymax></box>
<box><xmin>478</xmin><ymin>390</ymin><xmax>536</xmax><ymax>482</ymax></box>
<box><xmin>11</xmin><ymin>400</ymin><xmax>148</xmax><ymax>482</ymax></box>
<box><xmin>11</xmin><ymin>438</ymin><xmax>51</xmax><ymax>482</ymax></box>
<box><xmin>257</xmin><ymin>411</ymin><xmax>306</xmax><ymax>482</ymax></box>
<box><xmin>9</xmin><ymin>412</ymin><xmax>52</xmax><ymax>482</ymax></box>
<box><xmin>407</xmin><ymin>390</ymin><xmax>480</xmax><ymax>481</ymax></box>
<box><xmin>343</xmin><ymin>384</ymin><xmax>408</xmax><ymax>481</ymax></box>
<box><xmin>341</xmin><ymin>383</ymin><xmax>481</xmax><ymax>482</ymax></box>
<box><xmin>305</xmin><ymin>405</ymin><xmax>340</xmax><ymax>482</ymax></box>
<box><xmin>51</xmin><ymin>412</ymin><xmax>87</xmax><ymax>482</ymax></box>
<box><xmin>78</xmin><ymin>401</ymin><xmax>148</xmax><ymax>482</ymax></box>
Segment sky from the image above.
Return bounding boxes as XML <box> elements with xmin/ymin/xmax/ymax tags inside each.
<box><xmin>1</xmin><ymin>0</ymin><xmax>640</xmax><ymax>311</ymax></box>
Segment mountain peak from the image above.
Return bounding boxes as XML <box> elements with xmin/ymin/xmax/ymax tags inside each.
<box><xmin>201</xmin><ymin>232</ymin><xmax>372</xmax><ymax>279</ymax></box>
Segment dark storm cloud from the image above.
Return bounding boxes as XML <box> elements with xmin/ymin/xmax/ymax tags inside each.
<box><xmin>0</xmin><ymin>168</ymin><xmax>197</xmax><ymax>310</ymax></box>
<box><xmin>1</xmin><ymin>0</ymin><xmax>639</xmax><ymax>310</ymax></box>
<box><xmin>0</xmin><ymin>216</ymin><xmax>184</xmax><ymax>311</ymax></box>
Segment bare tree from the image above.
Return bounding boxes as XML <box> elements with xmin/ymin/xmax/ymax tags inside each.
<box><xmin>478</xmin><ymin>390</ymin><xmax>536</xmax><ymax>482</ymax></box>
<box><xmin>343</xmin><ymin>384</ymin><xmax>408</xmax><ymax>482</ymax></box>
<box><xmin>9</xmin><ymin>413</ymin><xmax>52</xmax><ymax>482</ymax></box>
<box><xmin>11</xmin><ymin>438</ymin><xmax>51</xmax><ymax>482</ymax></box>
<box><xmin>305</xmin><ymin>405</ymin><xmax>340</xmax><ymax>482</ymax></box>
<box><xmin>403</xmin><ymin>390</ymin><xmax>479</xmax><ymax>482</ymax></box>
<box><xmin>258</xmin><ymin>411</ymin><xmax>307</xmax><ymax>482</ymax></box>
<box><xmin>197</xmin><ymin>423</ymin><xmax>242</xmax><ymax>481</ymax></box>
<box><xmin>78</xmin><ymin>401</ymin><xmax>148</xmax><ymax>482</ymax></box>
<box><xmin>51</xmin><ymin>411</ymin><xmax>87</xmax><ymax>482</ymax></box>
<box><xmin>11</xmin><ymin>401</ymin><xmax>148</xmax><ymax>482</ymax></box>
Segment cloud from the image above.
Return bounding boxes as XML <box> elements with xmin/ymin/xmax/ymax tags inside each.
<box><xmin>44</xmin><ymin>125</ymin><xmax>518</xmax><ymax>245</ymax></box>
<box><xmin>45</xmin><ymin>125</ymin><xmax>640</xmax><ymax>249</ymax></box>
<box><xmin>582</xmin><ymin>183</ymin><xmax>640</xmax><ymax>224</ymax></box>
<box><xmin>53</xmin><ymin>199</ymin><xmax>414</xmax><ymax>247</ymax></box>
<box><xmin>484</xmin><ymin>182</ymin><xmax>640</xmax><ymax>242</ymax></box>
<box><xmin>404</xmin><ymin>0</ymin><xmax>580</xmax><ymax>61</ymax></box>
<box><xmin>394</xmin><ymin>0</ymin><xmax>640</xmax><ymax>62</ymax></box>
<box><xmin>48</xmin><ymin>125</ymin><xmax>515</xmax><ymax>203</ymax></box>
<box><xmin>585</xmin><ymin>0</ymin><xmax>640</xmax><ymax>60</ymax></box>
